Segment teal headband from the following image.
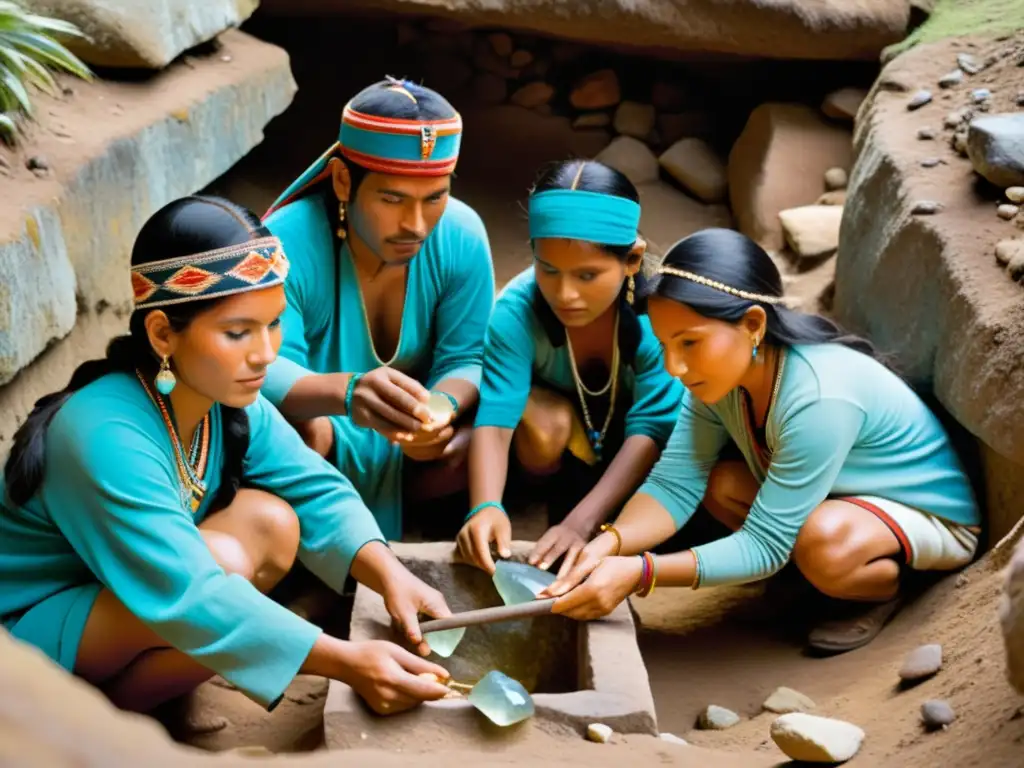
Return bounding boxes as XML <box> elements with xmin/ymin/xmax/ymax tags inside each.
<box><xmin>528</xmin><ymin>189</ymin><xmax>641</xmax><ymax>246</ymax></box>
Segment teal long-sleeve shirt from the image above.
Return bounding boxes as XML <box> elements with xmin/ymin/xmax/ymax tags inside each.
<box><xmin>638</xmin><ymin>343</ymin><xmax>980</xmax><ymax>588</ymax></box>
<box><xmin>260</xmin><ymin>195</ymin><xmax>495</xmax><ymax>539</ymax></box>
<box><xmin>474</xmin><ymin>268</ymin><xmax>682</xmax><ymax>445</ymax></box>
<box><xmin>262</xmin><ymin>194</ymin><xmax>495</xmax><ymax>401</ymax></box>
<box><xmin>0</xmin><ymin>373</ymin><xmax>385</xmax><ymax>708</ymax></box>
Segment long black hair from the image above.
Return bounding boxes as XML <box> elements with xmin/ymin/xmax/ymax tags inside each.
<box><xmin>320</xmin><ymin>77</ymin><xmax>459</xmax><ymax>236</ymax></box>
<box><xmin>644</xmin><ymin>228</ymin><xmax>881</xmax><ymax>360</ymax></box>
<box><xmin>529</xmin><ymin>159</ymin><xmax>648</xmax><ymax>366</ymax></box>
<box><xmin>4</xmin><ymin>196</ymin><xmax>263</xmax><ymax>508</ymax></box>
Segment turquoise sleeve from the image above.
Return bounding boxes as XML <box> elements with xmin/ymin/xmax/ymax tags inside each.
<box><xmin>623</xmin><ymin>330</ymin><xmax>682</xmax><ymax>445</ymax></box>
<box><xmin>635</xmin><ymin>392</ymin><xmax>729</xmax><ymax>529</ymax></box>
<box><xmin>41</xmin><ymin>412</ymin><xmax>321</xmax><ymax>710</ymax></box>
<box><xmin>426</xmin><ymin>213</ymin><xmax>496</xmax><ymax>389</ymax></box>
<box><xmin>692</xmin><ymin>398</ymin><xmax>865</xmax><ymax>588</ymax></box>
<box><xmin>474</xmin><ymin>299</ymin><xmax>537</xmax><ymax>429</ymax></box>
<box><xmin>262</xmin><ymin>206</ymin><xmax>321</xmax><ymax>405</ymax></box>
<box><xmin>243</xmin><ymin>397</ymin><xmax>386</xmax><ymax>594</ymax></box>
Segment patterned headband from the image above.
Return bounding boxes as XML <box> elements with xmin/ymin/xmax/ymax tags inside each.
<box><xmin>131</xmin><ymin>236</ymin><xmax>289</xmax><ymax>310</ymax></box>
<box><xmin>263</xmin><ymin>91</ymin><xmax>463</xmax><ymax>219</ymax></box>
<box><xmin>656</xmin><ymin>265</ymin><xmax>784</xmax><ymax>305</ymax></box>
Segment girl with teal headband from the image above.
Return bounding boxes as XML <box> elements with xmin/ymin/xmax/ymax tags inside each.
<box><xmin>540</xmin><ymin>228</ymin><xmax>980</xmax><ymax>654</ymax></box>
<box><xmin>261</xmin><ymin>78</ymin><xmax>495</xmax><ymax>542</ymax></box>
<box><xmin>0</xmin><ymin>197</ymin><xmax>454</xmax><ymax>718</ymax></box>
<box><xmin>456</xmin><ymin>160</ymin><xmax>683</xmax><ymax>576</ymax></box>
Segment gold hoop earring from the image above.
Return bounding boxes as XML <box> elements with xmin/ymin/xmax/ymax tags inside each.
<box><xmin>337</xmin><ymin>201</ymin><xmax>347</xmax><ymax>240</ymax></box>
<box><xmin>626</xmin><ymin>275</ymin><xmax>635</xmax><ymax>305</ymax></box>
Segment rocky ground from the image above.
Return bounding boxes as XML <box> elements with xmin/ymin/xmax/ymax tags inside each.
<box><xmin>3</xmin><ymin>1</ymin><xmax>1024</xmax><ymax>765</ymax></box>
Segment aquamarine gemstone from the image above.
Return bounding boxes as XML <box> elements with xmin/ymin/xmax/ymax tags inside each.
<box><xmin>467</xmin><ymin>670</ymin><xmax>534</xmax><ymax>726</ymax></box>
<box><xmin>426</xmin><ymin>627</ymin><xmax>465</xmax><ymax>659</ymax></box>
<box><xmin>493</xmin><ymin>560</ymin><xmax>556</xmax><ymax>606</ymax></box>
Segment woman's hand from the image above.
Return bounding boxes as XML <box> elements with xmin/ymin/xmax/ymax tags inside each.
<box><xmin>538</xmin><ymin>531</ymin><xmax>620</xmax><ymax>598</ymax></box>
<box><xmin>527</xmin><ymin>523</ymin><xmax>589</xmax><ymax>577</ymax></box>
<box><xmin>548</xmin><ymin>556</ymin><xmax>643</xmax><ymax>621</ymax></box>
<box><xmin>380</xmin><ymin>570</ymin><xmax>453</xmax><ymax>657</ymax></box>
<box><xmin>456</xmin><ymin>505</ymin><xmax>511</xmax><ymax>574</ymax></box>
<box><xmin>336</xmin><ymin>640</ymin><xmax>451</xmax><ymax>715</ymax></box>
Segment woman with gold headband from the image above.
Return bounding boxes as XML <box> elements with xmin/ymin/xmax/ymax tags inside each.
<box><xmin>457</xmin><ymin>160</ymin><xmax>683</xmax><ymax>576</ymax></box>
<box><xmin>0</xmin><ymin>196</ymin><xmax>455</xmax><ymax>716</ymax></box>
<box><xmin>541</xmin><ymin>228</ymin><xmax>981</xmax><ymax>654</ymax></box>
<box><xmin>261</xmin><ymin>78</ymin><xmax>495</xmax><ymax>542</ymax></box>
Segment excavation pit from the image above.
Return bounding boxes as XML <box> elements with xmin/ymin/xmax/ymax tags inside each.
<box><xmin>324</xmin><ymin>542</ymin><xmax>657</xmax><ymax>748</ymax></box>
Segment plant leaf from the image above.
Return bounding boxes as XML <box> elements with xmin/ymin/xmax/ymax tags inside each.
<box><xmin>0</xmin><ymin>112</ymin><xmax>17</xmax><ymax>145</ymax></box>
<box><xmin>7</xmin><ymin>30</ymin><xmax>91</xmax><ymax>80</ymax></box>
<box><xmin>0</xmin><ymin>64</ymin><xmax>31</xmax><ymax>114</ymax></box>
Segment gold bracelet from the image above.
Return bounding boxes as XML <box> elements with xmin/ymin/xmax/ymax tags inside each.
<box><xmin>599</xmin><ymin>523</ymin><xmax>622</xmax><ymax>556</ymax></box>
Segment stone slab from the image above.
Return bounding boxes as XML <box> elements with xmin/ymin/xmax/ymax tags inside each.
<box><xmin>22</xmin><ymin>0</ymin><xmax>260</xmax><ymax>69</ymax></box>
<box><xmin>260</xmin><ymin>0</ymin><xmax>911</xmax><ymax>61</ymax></box>
<box><xmin>324</xmin><ymin>541</ymin><xmax>658</xmax><ymax>749</ymax></box>
<box><xmin>0</xmin><ymin>29</ymin><xmax>296</xmax><ymax>390</ymax></box>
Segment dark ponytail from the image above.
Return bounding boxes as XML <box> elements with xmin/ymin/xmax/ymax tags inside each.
<box><xmin>645</xmin><ymin>228</ymin><xmax>889</xmax><ymax>365</ymax></box>
<box><xmin>529</xmin><ymin>159</ymin><xmax>650</xmax><ymax>366</ymax></box>
<box><xmin>4</xmin><ymin>195</ymin><xmax>265</xmax><ymax>508</ymax></box>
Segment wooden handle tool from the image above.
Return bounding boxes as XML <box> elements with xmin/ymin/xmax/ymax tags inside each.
<box><xmin>420</xmin><ymin>598</ymin><xmax>557</xmax><ymax>634</ymax></box>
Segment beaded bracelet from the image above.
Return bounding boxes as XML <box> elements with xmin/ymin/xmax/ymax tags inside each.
<box><xmin>465</xmin><ymin>500</ymin><xmax>506</xmax><ymax>523</ymax></box>
<box><xmin>636</xmin><ymin>551</ymin><xmax>658</xmax><ymax>598</ymax></box>
<box><xmin>344</xmin><ymin>373</ymin><xmax>362</xmax><ymax>417</ymax></box>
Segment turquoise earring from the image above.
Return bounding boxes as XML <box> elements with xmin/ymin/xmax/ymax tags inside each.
<box><xmin>155</xmin><ymin>355</ymin><xmax>176</xmax><ymax>395</ymax></box>
<box><xmin>751</xmin><ymin>338</ymin><xmax>759</xmax><ymax>360</ymax></box>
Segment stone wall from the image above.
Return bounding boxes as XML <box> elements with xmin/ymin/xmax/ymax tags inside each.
<box><xmin>0</xmin><ymin>29</ymin><xmax>296</xmax><ymax>456</ymax></box>
<box><xmin>260</xmin><ymin>0</ymin><xmax>912</xmax><ymax>61</ymax></box>
<box><xmin>834</xmin><ymin>30</ymin><xmax>1024</xmax><ymax>541</ymax></box>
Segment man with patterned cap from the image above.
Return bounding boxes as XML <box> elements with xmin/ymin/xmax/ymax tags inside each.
<box><xmin>261</xmin><ymin>77</ymin><xmax>495</xmax><ymax>542</ymax></box>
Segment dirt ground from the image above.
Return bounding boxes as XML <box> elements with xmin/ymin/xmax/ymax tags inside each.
<box><xmin>2</xmin><ymin>12</ymin><xmax>1022</xmax><ymax>767</ymax></box>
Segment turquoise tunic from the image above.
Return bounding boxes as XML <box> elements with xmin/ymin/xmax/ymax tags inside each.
<box><xmin>475</xmin><ymin>268</ymin><xmax>683</xmax><ymax>445</ymax></box>
<box><xmin>638</xmin><ymin>343</ymin><xmax>981</xmax><ymax>588</ymax></box>
<box><xmin>262</xmin><ymin>195</ymin><xmax>495</xmax><ymax>541</ymax></box>
<box><xmin>0</xmin><ymin>373</ymin><xmax>385</xmax><ymax>709</ymax></box>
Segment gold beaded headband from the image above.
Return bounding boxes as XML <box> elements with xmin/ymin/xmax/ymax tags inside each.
<box><xmin>656</xmin><ymin>265</ymin><xmax>784</xmax><ymax>305</ymax></box>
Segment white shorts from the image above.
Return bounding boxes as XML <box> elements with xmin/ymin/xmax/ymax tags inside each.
<box><xmin>837</xmin><ymin>496</ymin><xmax>979</xmax><ymax>571</ymax></box>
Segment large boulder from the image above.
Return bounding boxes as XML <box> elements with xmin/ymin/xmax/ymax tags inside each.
<box><xmin>833</xmin><ymin>31</ymin><xmax>1024</xmax><ymax>541</ymax></box>
<box><xmin>261</xmin><ymin>0</ymin><xmax>912</xmax><ymax>61</ymax></box>
<box><xmin>728</xmin><ymin>103</ymin><xmax>853</xmax><ymax>253</ymax></box>
<box><xmin>0</xmin><ymin>30</ymin><xmax>295</xmax><ymax>448</ymax></box>
<box><xmin>1002</xmin><ymin>538</ymin><xmax>1024</xmax><ymax>694</ymax></box>
<box><xmin>22</xmin><ymin>0</ymin><xmax>260</xmax><ymax>69</ymax></box>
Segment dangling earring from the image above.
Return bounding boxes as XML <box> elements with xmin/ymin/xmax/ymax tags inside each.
<box><xmin>337</xmin><ymin>201</ymin><xmax>347</xmax><ymax>240</ymax></box>
<box><xmin>626</xmin><ymin>274</ymin><xmax>635</xmax><ymax>305</ymax></box>
<box><xmin>155</xmin><ymin>355</ymin><xmax>176</xmax><ymax>395</ymax></box>
<box><xmin>751</xmin><ymin>337</ymin><xmax>760</xmax><ymax>361</ymax></box>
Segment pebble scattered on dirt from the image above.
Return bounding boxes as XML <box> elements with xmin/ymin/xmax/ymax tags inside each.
<box><xmin>699</xmin><ymin>705</ymin><xmax>741</xmax><ymax>730</ymax></box>
<box><xmin>921</xmin><ymin>699</ymin><xmax>956</xmax><ymax>730</ymax></box>
<box><xmin>900</xmin><ymin>644</ymin><xmax>944</xmax><ymax>682</ymax></box>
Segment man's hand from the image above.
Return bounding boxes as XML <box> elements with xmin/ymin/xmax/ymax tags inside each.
<box><xmin>348</xmin><ymin>368</ymin><xmax>435</xmax><ymax>441</ymax></box>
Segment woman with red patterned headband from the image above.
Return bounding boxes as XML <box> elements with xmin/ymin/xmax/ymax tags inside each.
<box><xmin>261</xmin><ymin>77</ymin><xmax>496</xmax><ymax>543</ymax></box>
<box><xmin>0</xmin><ymin>196</ymin><xmax>454</xmax><ymax>717</ymax></box>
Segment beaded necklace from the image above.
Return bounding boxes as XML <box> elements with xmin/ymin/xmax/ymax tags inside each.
<box><xmin>136</xmin><ymin>370</ymin><xmax>210</xmax><ymax>513</ymax></box>
<box><xmin>565</xmin><ymin>312</ymin><xmax>620</xmax><ymax>462</ymax></box>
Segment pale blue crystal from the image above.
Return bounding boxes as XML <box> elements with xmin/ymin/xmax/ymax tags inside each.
<box><xmin>467</xmin><ymin>670</ymin><xmax>534</xmax><ymax>726</ymax></box>
<box><xmin>493</xmin><ymin>560</ymin><xmax>556</xmax><ymax>606</ymax></box>
<box><xmin>426</xmin><ymin>627</ymin><xmax>465</xmax><ymax>659</ymax></box>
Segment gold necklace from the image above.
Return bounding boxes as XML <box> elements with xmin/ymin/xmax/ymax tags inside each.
<box><xmin>565</xmin><ymin>312</ymin><xmax>620</xmax><ymax>461</ymax></box>
<box><xmin>349</xmin><ymin>247</ymin><xmax>405</xmax><ymax>367</ymax></box>
<box><xmin>136</xmin><ymin>370</ymin><xmax>209</xmax><ymax>512</ymax></box>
